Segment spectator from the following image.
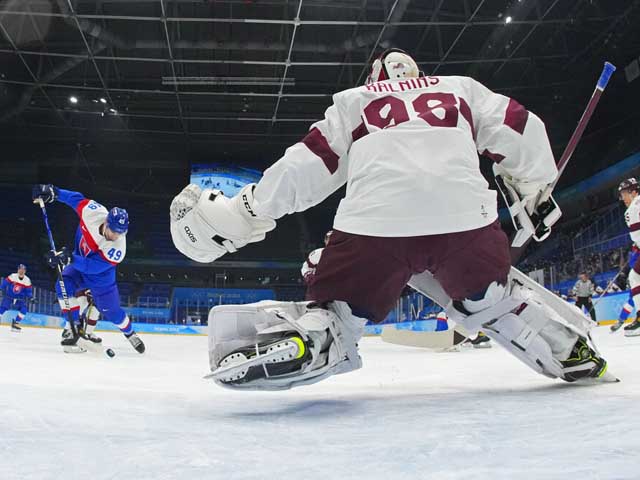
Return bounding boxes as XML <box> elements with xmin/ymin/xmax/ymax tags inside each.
<box><xmin>574</xmin><ymin>272</ymin><xmax>597</xmax><ymax>322</ymax></box>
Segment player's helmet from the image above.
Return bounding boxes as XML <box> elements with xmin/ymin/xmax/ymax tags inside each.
<box><xmin>366</xmin><ymin>48</ymin><xmax>421</xmax><ymax>85</ymax></box>
<box><xmin>107</xmin><ymin>207</ymin><xmax>129</xmax><ymax>234</ymax></box>
<box><xmin>617</xmin><ymin>177</ymin><xmax>639</xmax><ymax>197</ymax></box>
<box><xmin>17</xmin><ymin>264</ymin><xmax>26</xmax><ymax>271</ymax></box>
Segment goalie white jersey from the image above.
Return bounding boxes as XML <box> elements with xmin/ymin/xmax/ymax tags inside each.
<box><xmin>253</xmin><ymin>75</ymin><xmax>557</xmax><ymax>236</ymax></box>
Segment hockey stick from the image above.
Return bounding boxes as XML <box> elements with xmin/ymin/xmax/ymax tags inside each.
<box><xmin>34</xmin><ymin>198</ymin><xmax>115</xmax><ymax>358</ymax></box>
<box><xmin>381</xmin><ymin>324</ymin><xmax>471</xmax><ymax>351</ymax></box>
<box><xmin>34</xmin><ymin>198</ymin><xmax>79</xmax><ymax>339</ymax></box>
<box><xmin>589</xmin><ymin>259</ymin><xmax>629</xmax><ymax>314</ymax></box>
<box><xmin>510</xmin><ymin>61</ymin><xmax>616</xmax><ymax>263</ymax></box>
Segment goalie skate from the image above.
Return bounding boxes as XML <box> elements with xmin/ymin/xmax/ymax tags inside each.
<box><xmin>206</xmin><ymin>334</ymin><xmax>308</xmax><ymax>385</ymax></box>
<box><xmin>561</xmin><ymin>338</ymin><xmax>618</xmax><ymax>383</ymax></box>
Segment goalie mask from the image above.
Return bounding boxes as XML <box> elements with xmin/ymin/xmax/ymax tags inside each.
<box><xmin>365</xmin><ymin>48</ymin><xmax>421</xmax><ymax>85</ymax></box>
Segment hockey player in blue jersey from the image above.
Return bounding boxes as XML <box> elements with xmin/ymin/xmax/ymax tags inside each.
<box><xmin>0</xmin><ymin>264</ymin><xmax>33</xmax><ymax>332</ymax></box>
<box><xmin>32</xmin><ymin>184</ymin><xmax>145</xmax><ymax>353</ymax></box>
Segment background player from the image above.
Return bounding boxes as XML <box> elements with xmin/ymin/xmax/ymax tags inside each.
<box><xmin>611</xmin><ymin>178</ymin><xmax>640</xmax><ymax>335</ymax></box>
<box><xmin>170</xmin><ymin>48</ymin><xmax>613</xmax><ymax>389</ymax></box>
<box><xmin>32</xmin><ymin>184</ymin><xmax>145</xmax><ymax>353</ymax></box>
<box><xmin>0</xmin><ymin>264</ymin><xmax>32</xmax><ymax>332</ymax></box>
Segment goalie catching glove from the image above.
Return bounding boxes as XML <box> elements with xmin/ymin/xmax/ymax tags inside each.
<box><xmin>170</xmin><ymin>184</ymin><xmax>276</xmax><ymax>263</ymax></box>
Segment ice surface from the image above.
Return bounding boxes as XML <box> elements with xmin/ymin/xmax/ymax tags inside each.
<box><xmin>1</xmin><ymin>326</ymin><xmax>638</xmax><ymax>480</ymax></box>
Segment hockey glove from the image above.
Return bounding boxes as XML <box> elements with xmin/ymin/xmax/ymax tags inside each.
<box><xmin>493</xmin><ymin>164</ymin><xmax>547</xmax><ymax>215</ymax></box>
<box><xmin>32</xmin><ymin>184</ymin><xmax>59</xmax><ymax>204</ymax></box>
<box><xmin>46</xmin><ymin>247</ymin><xmax>71</xmax><ymax>269</ymax></box>
<box><xmin>170</xmin><ymin>183</ymin><xmax>276</xmax><ymax>263</ymax></box>
<box><xmin>493</xmin><ymin>164</ymin><xmax>561</xmax><ymax>244</ymax></box>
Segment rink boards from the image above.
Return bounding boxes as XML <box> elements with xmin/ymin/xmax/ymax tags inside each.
<box><xmin>1</xmin><ymin>289</ymin><xmax>635</xmax><ymax>336</ymax></box>
<box><xmin>0</xmin><ymin>312</ymin><xmax>207</xmax><ymax>335</ymax></box>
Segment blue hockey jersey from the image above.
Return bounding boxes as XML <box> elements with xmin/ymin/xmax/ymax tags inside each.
<box><xmin>57</xmin><ymin>189</ymin><xmax>127</xmax><ymax>276</ymax></box>
<box><xmin>1</xmin><ymin>273</ymin><xmax>33</xmax><ymax>300</ymax></box>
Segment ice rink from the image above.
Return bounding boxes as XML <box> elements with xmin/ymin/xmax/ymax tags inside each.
<box><xmin>1</xmin><ymin>325</ymin><xmax>638</xmax><ymax>480</ymax></box>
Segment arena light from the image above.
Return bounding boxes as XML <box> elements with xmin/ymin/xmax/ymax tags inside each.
<box><xmin>99</xmin><ymin>97</ymin><xmax>107</xmax><ymax>104</ymax></box>
<box><xmin>161</xmin><ymin>76</ymin><xmax>295</xmax><ymax>87</ymax></box>
<box><xmin>69</xmin><ymin>96</ymin><xmax>78</xmax><ymax>104</ymax></box>
<box><xmin>505</xmin><ymin>16</ymin><xmax>513</xmax><ymax>24</ymax></box>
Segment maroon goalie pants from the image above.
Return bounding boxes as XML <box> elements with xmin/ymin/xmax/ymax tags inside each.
<box><xmin>305</xmin><ymin>221</ymin><xmax>511</xmax><ymax>323</ymax></box>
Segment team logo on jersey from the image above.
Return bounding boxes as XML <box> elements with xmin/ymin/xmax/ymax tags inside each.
<box><xmin>79</xmin><ymin>237</ymin><xmax>91</xmax><ymax>257</ymax></box>
<box><xmin>13</xmin><ymin>285</ymin><xmax>21</xmax><ymax>294</ymax></box>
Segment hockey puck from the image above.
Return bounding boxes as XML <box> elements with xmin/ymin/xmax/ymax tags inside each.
<box><xmin>106</xmin><ymin>348</ymin><xmax>116</xmax><ymax>358</ymax></box>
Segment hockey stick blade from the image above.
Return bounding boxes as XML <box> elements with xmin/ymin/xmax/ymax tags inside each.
<box><xmin>79</xmin><ymin>337</ymin><xmax>116</xmax><ymax>358</ymax></box>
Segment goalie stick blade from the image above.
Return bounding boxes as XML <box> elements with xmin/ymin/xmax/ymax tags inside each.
<box><xmin>381</xmin><ymin>326</ymin><xmax>469</xmax><ymax>350</ymax></box>
<box><xmin>205</xmin><ymin>343</ymin><xmax>299</xmax><ymax>383</ymax></box>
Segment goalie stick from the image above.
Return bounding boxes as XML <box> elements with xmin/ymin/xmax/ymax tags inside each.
<box><xmin>509</xmin><ymin>61</ymin><xmax>616</xmax><ymax>263</ymax></box>
<box><xmin>381</xmin><ymin>324</ymin><xmax>470</xmax><ymax>351</ymax></box>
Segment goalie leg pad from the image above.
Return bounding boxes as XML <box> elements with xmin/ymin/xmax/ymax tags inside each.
<box><xmin>454</xmin><ymin>270</ymin><xmax>603</xmax><ymax>381</ymax></box>
<box><xmin>481</xmin><ymin>303</ymin><xmax>573</xmax><ymax>379</ymax></box>
<box><xmin>208</xmin><ymin>300</ymin><xmax>366</xmax><ymax>390</ymax></box>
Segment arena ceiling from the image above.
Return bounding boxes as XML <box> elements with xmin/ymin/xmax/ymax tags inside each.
<box><xmin>1</xmin><ymin>0</ymin><xmax>640</xmax><ymax>192</ymax></box>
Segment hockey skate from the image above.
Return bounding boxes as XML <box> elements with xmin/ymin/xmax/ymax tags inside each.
<box><xmin>623</xmin><ymin>316</ymin><xmax>640</xmax><ymax>337</ymax></box>
<box><xmin>610</xmin><ymin>320</ymin><xmax>625</xmax><ymax>333</ymax></box>
<box><xmin>85</xmin><ymin>333</ymin><xmax>102</xmax><ymax>344</ymax></box>
<box><xmin>561</xmin><ymin>338</ymin><xmax>617</xmax><ymax>383</ymax></box>
<box><xmin>468</xmin><ymin>332</ymin><xmax>491</xmax><ymax>348</ymax></box>
<box><xmin>125</xmin><ymin>332</ymin><xmax>146</xmax><ymax>354</ymax></box>
<box><xmin>10</xmin><ymin>320</ymin><xmax>21</xmax><ymax>333</ymax></box>
<box><xmin>209</xmin><ymin>332</ymin><xmax>310</xmax><ymax>385</ymax></box>
<box><xmin>61</xmin><ymin>330</ymin><xmax>88</xmax><ymax>354</ymax></box>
